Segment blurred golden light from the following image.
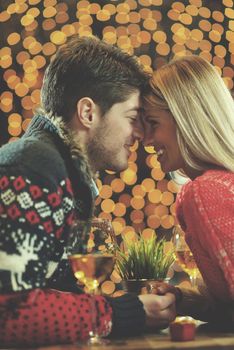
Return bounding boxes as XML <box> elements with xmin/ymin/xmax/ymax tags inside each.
<box><xmin>161</xmin><ymin>214</ymin><xmax>174</xmax><ymax>229</ymax></box>
<box><xmin>101</xmin><ymin>280</ymin><xmax>115</xmax><ymax>295</ymax></box>
<box><xmin>42</xmin><ymin>18</ymin><xmax>56</xmax><ymax>30</ymax></box>
<box><xmin>172</xmin><ymin>2</ymin><xmax>185</xmax><ymax>12</ymax></box>
<box><xmin>199</xmin><ymin>51</ymin><xmax>212</xmax><ymax>62</ymax></box>
<box><xmin>153</xmin><ymin>30</ymin><xmax>167</xmax><ymax>44</ymax></box>
<box><xmin>21</xmin><ymin>96</ymin><xmax>33</xmax><ymax>110</ymax></box>
<box><xmin>42</xmin><ymin>42</ymin><xmax>56</xmax><ymax>55</ymax></box>
<box><xmin>129</xmin><ymin>11</ymin><xmax>141</xmax><ymax>23</ymax></box>
<box><xmin>148</xmin><ymin>189</ymin><xmax>162</xmax><ymax>204</ymax></box>
<box><xmin>89</xmin><ymin>3</ymin><xmax>101</xmax><ymax>14</ymax></box>
<box><xmin>8</xmin><ymin>126</ymin><xmax>22</xmax><ymax>137</ymax></box>
<box><xmin>130</xmin><ymin>209</ymin><xmax>144</xmax><ymax>223</ymax></box>
<box><xmin>7</xmin><ymin>3</ymin><xmax>20</xmax><ymax>15</ymax></box>
<box><xmin>120</xmin><ymin>168</ymin><xmax>137</xmax><ymax>185</ymax></box>
<box><xmin>156</xmin><ymin>42</ymin><xmax>170</xmax><ymax>56</ymax></box>
<box><xmin>170</xmin><ymin>202</ymin><xmax>176</xmax><ymax>215</ymax></box>
<box><xmin>112</xmin><ymin>218</ymin><xmax>125</xmax><ymax>235</ymax></box>
<box><xmin>167</xmin><ymin>180</ymin><xmax>179</xmax><ymax>193</ymax></box>
<box><xmin>167</xmin><ymin>10</ymin><xmax>180</xmax><ymax>21</ymax></box>
<box><xmin>154</xmin><ymin>204</ymin><xmax>168</xmax><ymax>217</ymax></box>
<box><xmin>209</xmin><ymin>30</ymin><xmax>221</xmax><ymax>43</ymax></box>
<box><xmin>56</xmin><ymin>12</ymin><xmax>69</xmax><ymax>24</ymax></box>
<box><xmin>7</xmin><ymin>33</ymin><xmax>21</xmax><ymax>46</ymax></box>
<box><xmin>151</xmin><ymin>168</ymin><xmax>165</xmax><ymax>181</ymax></box>
<box><xmin>199</xmin><ymin>39</ymin><xmax>212</xmax><ymax>51</ymax></box>
<box><xmin>117</xmin><ymin>3</ymin><xmax>130</xmax><ymax>13</ymax></box>
<box><xmin>225</xmin><ymin>8</ymin><xmax>234</xmax><ymax>19</ymax></box>
<box><xmin>185</xmin><ymin>5</ymin><xmax>199</xmax><ymax>16</ymax></box>
<box><xmin>1</xmin><ymin>55</ymin><xmax>12</xmax><ymax>69</ymax></box>
<box><xmin>33</xmin><ymin>55</ymin><xmax>46</xmax><ymax>69</ymax></box>
<box><xmin>8</xmin><ymin>113</ymin><xmax>22</xmax><ymax>127</ymax></box>
<box><xmin>103</xmin><ymin>4</ymin><xmax>116</xmax><ymax>15</ymax></box>
<box><xmin>157</xmin><ymin>179</ymin><xmax>169</xmax><ymax>192</ymax></box>
<box><xmin>23</xmin><ymin>59</ymin><xmax>37</xmax><ymax>73</ymax></box>
<box><xmin>132</xmin><ymin>184</ymin><xmax>145</xmax><ymax>198</ymax></box>
<box><xmin>142</xmin><ymin>178</ymin><xmax>155</xmax><ymax>192</ymax></box>
<box><xmin>143</xmin><ymin>18</ymin><xmax>157</xmax><ymax>31</ymax></box>
<box><xmin>179</xmin><ymin>13</ymin><xmax>192</xmax><ymax>25</ymax></box>
<box><xmin>101</xmin><ymin>199</ymin><xmax>115</xmax><ymax>213</ymax></box>
<box><xmin>21</xmin><ymin>14</ymin><xmax>34</xmax><ymax>26</ymax></box>
<box><xmin>50</xmin><ymin>30</ymin><xmax>67</xmax><ymax>45</ymax></box>
<box><xmin>111</xmin><ymin>178</ymin><xmax>125</xmax><ymax>193</ymax></box>
<box><xmin>161</xmin><ymin>191</ymin><xmax>174</xmax><ymax>206</ymax></box>
<box><xmin>115</xmin><ymin>13</ymin><xmax>129</xmax><ymax>24</ymax></box>
<box><xmin>199</xmin><ymin>7</ymin><xmax>211</xmax><ymax>18</ymax></box>
<box><xmin>62</xmin><ymin>24</ymin><xmax>76</xmax><ymax>37</ymax></box>
<box><xmin>27</xmin><ymin>7</ymin><xmax>40</xmax><ymax>18</ymax></box>
<box><xmin>190</xmin><ymin>0</ymin><xmax>202</xmax><ymax>6</ymax></box>
<box><xmin>15</xmin><ymin>83</ymin><xmax>29</xmax><ymax>97</ymax></box>
<box><xmin>214</xmin><ymin>45</ymin><xmax>227</xmax><ymax>58</ymax></box>
<box><xmin>199</xmin><ymin>19</ymin><xmax>212</xmax><ymax>31</ymax></box>
<box><xmin>99</xmin><ymin>185</ymin><xmax>113</xmax><ymax>199</ymax></box>
<box><xmin>130</xmin><ymin>197</ymin><xmax>145</xmax><ymax>210</ymax></box>
<box><xmin>226</xmin><ymin>31</ymin><xmax>234</xmax><ymax>42</ymax></box>
<box><xmin>43</xmin><ymin>6</ymin><xmax>57</xmax><ymax>18</ymax></box>
<box><xmin>147</xmin><ymin>214</ymin><xmax>161</xmax><ymax>229</ymax></box>
<box><xmin>113</xmin><ymin>203</ymin><xmax>126</xmax><ymax>217</ymax></box>
<box><xmin>191</xmin><ymin>29</ymin><xmax>203</xmax><ymax>41</ymax></box>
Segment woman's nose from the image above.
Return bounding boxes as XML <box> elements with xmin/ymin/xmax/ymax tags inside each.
<box><xmin>142</xmin><ymin>129</ymin><xmax>154</xmax><ymax>147</ymax></box>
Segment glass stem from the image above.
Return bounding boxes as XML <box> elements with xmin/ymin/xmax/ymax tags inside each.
<box><xmin>89</xmin><ymin>289</ymin><xmax>100</xmax><ymax>343</ymax></box>
<box><xmin>189</xmin><ymin>275</ymin><xmax>197</xmax><ymax>288</ymax></box>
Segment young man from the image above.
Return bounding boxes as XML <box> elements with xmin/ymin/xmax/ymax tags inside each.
<box><xmin>0</xmin><ymin>35</ymin><xmax>176</xmax><ymax>347</ymax></box>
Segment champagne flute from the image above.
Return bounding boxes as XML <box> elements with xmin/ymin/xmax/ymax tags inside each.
<box><xmin>172</xmin><ymin>225</ymin><xmax>200</xmax><ymax>287</ymax></box>
<box><xmin>67</xmin><ymin>218</ymin><xmax>116</xmax><ymax>345</ymax></box>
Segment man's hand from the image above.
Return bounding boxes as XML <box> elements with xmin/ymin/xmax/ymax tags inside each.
<box><xmin>138</xmin><ymin>293</ymin><xmax>176</xmax><ymax>329</ymax></box>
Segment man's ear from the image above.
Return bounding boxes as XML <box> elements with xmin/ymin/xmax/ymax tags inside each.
<box><xmin>76</xmin><ymin>97</ymin><xmax>97</xmax><ymax>128</ymax></box>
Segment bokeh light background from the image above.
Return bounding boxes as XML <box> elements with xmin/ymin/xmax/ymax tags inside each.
<box><xmin>0</xmin><ymin>0</ymin><xmax>233</xmax><ymax>294</ymax></box>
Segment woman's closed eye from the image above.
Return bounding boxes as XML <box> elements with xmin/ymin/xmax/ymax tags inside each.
<box><xmin>146</xmin><ymin>119</ymin><xmax>159</xmax><ymax>128</ymax></box>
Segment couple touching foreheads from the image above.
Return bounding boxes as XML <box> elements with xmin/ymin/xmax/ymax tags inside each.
<box><xmin>0</xmin><ymin>35</ymin><xmax>233</xmax><ymax>347</ymax></box>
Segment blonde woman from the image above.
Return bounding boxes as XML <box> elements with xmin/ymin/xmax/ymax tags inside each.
<box><xmin>143</xmin><ymin>55</ymin><xmax>234</xmax><ymax>326</ymax></box>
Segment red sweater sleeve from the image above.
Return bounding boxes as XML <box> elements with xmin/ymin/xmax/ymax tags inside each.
<box><xmin>0</xmin><ymin>289</ymin><xmax>112</xmax><ymax>347</ymax></box>
<box><xmin>176</xmin><ymin>170</ymin><xmax>234</xmax><ymax>301</ymax></box>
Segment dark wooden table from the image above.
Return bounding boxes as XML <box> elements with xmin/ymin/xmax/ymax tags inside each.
<box><xmin>33</xmin><ymin>324</ymin><xmax>234</xmax><ymax>350</ymax></box>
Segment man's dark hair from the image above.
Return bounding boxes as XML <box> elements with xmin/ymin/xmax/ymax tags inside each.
<box><xmin>41</xmin><ymin>35</ymin><xmax>149</xmax><ymax>122</ymax></box>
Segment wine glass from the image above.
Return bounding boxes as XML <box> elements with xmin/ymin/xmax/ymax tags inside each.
<box><xmin>67</xmin><ymin>217</ymin><xmax>116</xmax><ymax>345</ymax></box>
<box><xmin>172</xmin><ymin>225</ymin><xmax>200</xmax><ymax>287</ymax></box>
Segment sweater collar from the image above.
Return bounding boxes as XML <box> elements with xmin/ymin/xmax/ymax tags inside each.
<box><xmin>27</xmin><ymin>114</ymin><xmax>98</xmax><ymax>201</ymax></box>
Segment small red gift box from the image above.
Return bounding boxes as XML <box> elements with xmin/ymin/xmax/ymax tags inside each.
<box><xmin>170</xmin><ymin>317</ymin><xmax>196</xmax><ymax>341</ymax></box>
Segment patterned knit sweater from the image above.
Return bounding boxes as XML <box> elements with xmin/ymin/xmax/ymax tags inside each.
<box><xmin>176</xmin><ymin>169</ymin><xmax>234</xmax><ymax>302</ymax></box>
<box><xmin>0</xmin><ymin>115</ymin><xmax>145</xmax><ymax>347</ymax></box>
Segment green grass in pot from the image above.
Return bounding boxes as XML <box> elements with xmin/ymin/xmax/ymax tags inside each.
<box><xmin>115</xmin><ymin>233</ymin><xmax>174</xmax><ymax>281</ymax></box>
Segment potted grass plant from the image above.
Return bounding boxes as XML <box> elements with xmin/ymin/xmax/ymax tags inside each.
<box><xmin>115</xmin><ymin>233</ymin><xmax>174</xmax><ymax>294</ymax></box>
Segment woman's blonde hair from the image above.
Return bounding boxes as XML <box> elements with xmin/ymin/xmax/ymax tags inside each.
<box><xmin>144</xmin><ymin>55</ymin><xmax>234</xmax><ymax>172</ymax></box>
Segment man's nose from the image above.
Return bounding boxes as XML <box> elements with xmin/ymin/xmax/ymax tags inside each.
<box><xmin>133</xmin><ymin>122</ymin><xmax>144</xmax><ymax>142</ymax></box>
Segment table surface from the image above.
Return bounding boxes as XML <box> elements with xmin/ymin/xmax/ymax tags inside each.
<box><xmin>33</xmin><ymin>324</ymin><xmax>234</xmax><ymax>350</ymax></box>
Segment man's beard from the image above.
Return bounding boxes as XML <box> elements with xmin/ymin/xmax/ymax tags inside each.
<box><xmin>86</xmin><ymin>123</ymin><xmax>116</xmax><ymax>172</ymax></box>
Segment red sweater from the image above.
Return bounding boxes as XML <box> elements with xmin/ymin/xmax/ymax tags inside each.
<box><xmin>176</xmin><ymin>169</ymin><xmax>234</xmax><ymax>301</ymax></box>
